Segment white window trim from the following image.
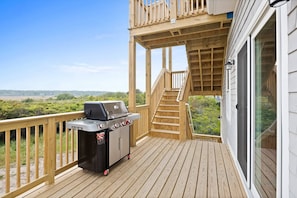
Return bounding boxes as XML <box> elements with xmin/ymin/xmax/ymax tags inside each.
<box><xmin>277</xmin><ymin>4</ymin><xmax>289</xmax><ymax>198</ymax></box>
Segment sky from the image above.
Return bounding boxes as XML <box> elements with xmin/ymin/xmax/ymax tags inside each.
<box><xmin>0</xmin><ymin>0</ymin><xmax>187</xmax><ymax>92</ymax></box>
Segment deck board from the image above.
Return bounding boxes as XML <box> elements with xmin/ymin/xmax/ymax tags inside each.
<box><xmin>214</xmin><ymin>143</ymin><xmax>231</xmax><ymax>198</ymax></box>
<box><xmin>183</xmin><ymin>140</ymin><xmax>202</xmax><ymax>197</ymax></box>
<box><xmin>21</xmin><ymin>137</ymin><xmax>247</xmax><ymax>198</ymax></box>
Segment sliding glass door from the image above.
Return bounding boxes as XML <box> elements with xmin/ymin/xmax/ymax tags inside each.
<box><xmin>253</xmin><ymin>13</ymin><xmax>277</xmax><ymax>197</ymax></box>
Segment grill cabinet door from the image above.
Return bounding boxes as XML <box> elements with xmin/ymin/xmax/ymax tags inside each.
<box><xmin>109</xmin><ymin>129</ymin><xmax>121</xmax><ymax>166</ymax></box>
<box><xmin>109</xmin><ymin>126</ymin><xmax>130</xmax><ymax>166</ymax></box>
<box><xmin>120</xmin><ymin>126</ymin><xmax>130</xmax><ymax>158</ymax></box>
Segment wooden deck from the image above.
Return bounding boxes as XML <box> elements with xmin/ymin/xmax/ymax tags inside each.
<box><xmin>21</xmin><ymin>137</ymin><xmax>246</xmax><ymax>198</ymax></box>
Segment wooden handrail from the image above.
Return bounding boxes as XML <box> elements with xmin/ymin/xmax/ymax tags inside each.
<box><xmin>176</xmin><ymin>70</ymin><xmax>193</xmax><ymax>140</ymax></box>
<box><xmin>0</xmin><ymin>111</ymin><xmax>84</xmax><ymax>197</ymax></box>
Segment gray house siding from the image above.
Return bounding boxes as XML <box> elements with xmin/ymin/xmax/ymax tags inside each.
<box><xmin>223</xmin><ymin>0</ymin><xmax>297</xmax><ymax>197</ymax></box>
<box><xmin>288</xmin><ymin>0</ymin><xmax>297</xmax><ymax>197</ymax></box>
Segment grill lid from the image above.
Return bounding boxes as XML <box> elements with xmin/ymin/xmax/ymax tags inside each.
<box><xmin>84</xmin><ymin>101</ymin><xmax>128</xmax><ymax>121</ymax></box>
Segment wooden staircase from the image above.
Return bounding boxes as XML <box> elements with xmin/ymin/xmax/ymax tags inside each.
<box><xmin>150</xmin><ymin>90</ymin><xmax>180</xmax><ymax>139</ymax></box>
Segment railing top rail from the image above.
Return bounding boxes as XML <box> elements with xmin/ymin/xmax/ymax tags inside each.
<box><xmin>171</xmin><ymin>70</ymin><xmax>186</xmax><ymax>74</ymax></box>
<box><xmin>0</xmin><ymin>111</ymin><xmax>84</xmax><ymax>132</ymax></box>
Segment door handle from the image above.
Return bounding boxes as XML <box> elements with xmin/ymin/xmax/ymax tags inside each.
<box><xmin>236</xmin><ymin>104</ymin><xmax>239</xmax><ymax>110</ymax></box>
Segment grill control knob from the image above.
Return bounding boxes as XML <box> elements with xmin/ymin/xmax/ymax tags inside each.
<box><xmin>114</xmin><ymin>123</ymin><xmax>120</xmax><ymax>128</ymax></box>
<box><xmin>98</xmin><ymin>124</ymin><xmax>105</xmax><ymax>129</ymax></box>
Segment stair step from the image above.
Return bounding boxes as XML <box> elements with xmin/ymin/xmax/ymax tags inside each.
<box><xmin>164</xmin><ymin>90</ymin><xmax>179</xmax><ymax>94</ymax></box>
<box><xmin>152</xmin><ymin>121</ymin><xmax>179</xmax><ymax>131</ymax></box>
<box><xmin>151</xmin><ymin>129</ymin><xmax>179</xmax><ymax>134</ymax></box>
<box><xmin>159</xmin><ymin>103</ymin><xmax>179</xmax><ymax>107</ymax></box>
<box><xmin>156</xmin><ymin>110</ymin><xmax>179</xmax><ymax>117</ymax></box>
<box><xmin>153</xmin><ymin>115</ymin><xmax>179</xmax><ymax>124</ymax></box>
<box><xmin>154</xmin><ymin>115</ymin><xmax>179</xmax><ymax>119</ymax></box>
<box><xmin>157</xmin><ymin>109</ymin><xmax>179</xmax><ymax>113</ymax></box>
<box><xmin>158</xmin><ymin>104</ymin><xmax>179</xmax><ymax>111</ymax></box>
<box><xmin>152</xmin><ymin>122</ymin><xmax>179</xmax><ymax>127</ymax></box>
<box><xmin>150</xmin><ymin>129</ymin><xmax>180</xmax><ymax>139</ymax></box>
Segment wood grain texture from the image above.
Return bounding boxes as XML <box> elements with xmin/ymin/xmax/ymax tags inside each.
<box><xmin>22</xmin><ymin>137</ymin><xmax>246</xmax><ymax>198</ymax></box>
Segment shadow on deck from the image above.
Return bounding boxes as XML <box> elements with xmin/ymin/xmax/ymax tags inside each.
<box><xmin>21</xmin><ymin>137</ymin><xmax>246</xmax><ymax>198</ymax></box>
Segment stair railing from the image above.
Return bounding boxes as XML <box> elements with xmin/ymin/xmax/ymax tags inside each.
<box><xmin>175</xmin><ymin>70</ymin><xmax>193</xmax><ymax>139</ymax></box>
<box><xmin>150</xmin><ymin>68</ymin><xmax>171</xmax><ymax>121</ymax></box>
<box><xmin>186</xmin><ymin>103</ymin><xmax>195</xmax><ymax>134</ymax></box>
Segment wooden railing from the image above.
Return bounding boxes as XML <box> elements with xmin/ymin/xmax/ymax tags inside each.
<box><xmin>172</xmin><ymin>70</ymin><xmax>187</xmax><ymax>89</ymax></box>
<box><xmin>135</xmin><ymin>105</ymin><xmax>150</xmax><ymax>141</ymax></box>
<box><xmin>0</xmin><ymin>112</ymin><xmax>84</xmax><ymax>197</ymax></box>
<box><xmin>176</xmin><ymin>71</ymin><xmax>193</xmax><ymax>140</ymax></box>
<box><xmin>150</xmin><ymin>69</ymin><xmax>187</xmax><ymax>121</ymax></box>
<box><xmin>131</xmin><ymin>0</ymin><xmax>207</xmax><ymax>28</ymax></box>
<box><xmin>150</xmin><ymin>68</ymin><xmax>171</xmax><ymax>121</ymax></box>
<box><xmin>0</xmin><ymin>107</ymin><xmax>148</xmax><ymax>197</ymax></box>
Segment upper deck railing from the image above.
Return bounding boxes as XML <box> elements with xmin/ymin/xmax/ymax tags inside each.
<box><xmin>131</xmin><ymin>0</ymin><xmax>207</xmax><ymax>28</ymax></box>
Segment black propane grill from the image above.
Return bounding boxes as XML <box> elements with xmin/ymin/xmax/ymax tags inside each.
<box><xmin>66</xmin><ymin>101</ymin><xmax>140</xmax><ymax>175</ymax></box>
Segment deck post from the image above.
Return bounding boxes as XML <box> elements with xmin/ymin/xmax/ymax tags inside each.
<box><xmin>146</xmin><ymin>48</ymin><xmax>152</xmax><ymax>133</ymax></box>
<box><xmin>162</xmin><ymin>47</ymin><xmax>166</xmax><ymax>69</ymax></box>
<box><xmin>179</xmin><ymin>101</ymin><xmax>187</xmax><ymax>141</ymax></box>
<box><xmin>47</xmin><ymin>117</ymin><xmax>56</xmax><ymax>184</ymax></box>
<box><xmin>169</xmin><ymin>47</ymin><xmax>172</xmax><ymax>71</ymax></box>
<box><xmin>129</xmin><ymin>34</ymin><xmax>137</xmax><ymax>147</ymax></box>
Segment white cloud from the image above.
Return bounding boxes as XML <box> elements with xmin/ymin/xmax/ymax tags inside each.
<box><xmin>58</xmin><ymin>63</ymin><xmax>113</xmax><ymax>73</ymax></box>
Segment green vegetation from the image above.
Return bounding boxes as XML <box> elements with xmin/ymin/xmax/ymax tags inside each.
<box><xmin>188</xmin><ymin>96</ymin><xmax>221</xmax><ymax>136</ymax></box>
<box><xmin>0</xmin><ymin>90</ymin><xmax>145</xmax><ymax>120</ymax></box>
<box><xmin>255</xmin><ymin>96</ymin><xmax>276</xmax><ymax>137</ymax></box>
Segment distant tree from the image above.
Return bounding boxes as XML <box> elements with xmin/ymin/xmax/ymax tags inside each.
<box><xmin>22</xmin><ymin>98</ymin><xmax>34</xmax><ymax>103</ymax></box>
<box><xmin>56</xmin><ymin>93</ymin><xmax>75</xmax><ymax>100</ymax></box>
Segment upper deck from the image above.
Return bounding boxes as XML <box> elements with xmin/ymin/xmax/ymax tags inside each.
<box><xmin>129</xmin><ymin>0</ymin><xmax>236</xmax><ymax>96</ymax></box>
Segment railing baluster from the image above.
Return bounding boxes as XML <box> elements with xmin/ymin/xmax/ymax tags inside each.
<box><xmin>35</xmin><ymin>125</ymin><xmax>39</xmax><ymax>179</ymax></box>
<box><xmin>146</xmin><ymin>0</ymin><xmax>148</xmax><ymax>24</ymax></box>
<box><xmin>201</xmin><ymin>0</ymin><xmax>204</xmax><ymax>12</ymax></box>
<box><xmin>138</xmin><ymin>0</ymin><xmax>141</xmax><ymax>26</ymax></box>
<box><xmin>71</xmin><ymin>128</ymin><xmax>74</xmax><ymax>162</ymax></box>
<box><xmin>150</xmin><ymin>0</ymin><xmax>152</xmax><ymax>23</ymax></box>
<box><xmin>66</xmin><ymin>127</ymin><xmax>69</xmax><ymax>164</ymax></box>
<box><xmin>26</xmin><ymin>127</ymin><xmax>30</xmax><ymax>183</ymax></box>
<box><xmin>5</xmin><ymin>130</ymin><xmax>10</xmax><ymax>193</ymax></box>
<box><xmin>16</xmin><ymin>128</ymin><xmax>21</xmax><ymax>188</ymax></box>
<box><xmin>181</xmin><ymin>0</ymin><xmax>184</xmax><ymax>17</ymax></box>
<box><xmin>59</xmin><ymin>121</ymin><xmax>63</xmax><ymax>167</ymax></box>
<box><xmin>43</xmin><ymin>123</ymin><xmax>48</xmax><ymax>176</ymax></box>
